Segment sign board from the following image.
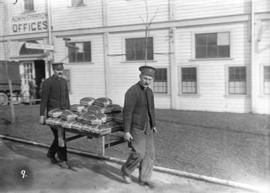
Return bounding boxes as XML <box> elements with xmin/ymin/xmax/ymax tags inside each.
<box><xmin>11</xmin><ymin>13</ymin><xmax>48</xmax><ymax>34</ymax></box>
<box><xmin>25</xmin><ymin>43</ymin><xmax>54</xmax><ymax>51</ymax></box>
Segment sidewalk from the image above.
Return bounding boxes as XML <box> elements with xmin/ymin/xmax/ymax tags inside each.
<box><xmin>0</xmin><ymin>139</ymin><xmax>252</xmax><ymax>193</ymax></box>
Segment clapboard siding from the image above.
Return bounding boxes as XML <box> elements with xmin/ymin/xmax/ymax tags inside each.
<box><xmin>52</xmin><ymin>0</ymin><xmax>102</xmax><ymax>31</ymax></box>
<box><xmin>108</xmin><ymin>29</ymin><xmax>171</xmax><ymax>107</ymax></box>
<box><xmin>175</xmin><ymin>0</ymin><xmax>249</xmax><ymax>21</ymax></box>
<box><xmin>54</xmin><ymin>34</ymin><xmax>106</xmax><ymax>104</ymax></box>
<box><xmin>254</xmin><ymin>20</ymin><xmax>270</xmax><ymax>114</ymax></box>
<box><xmin>255</xmin><ymin>0</ymin><xmax>270</xmax><ymax>12</ymax></box>
<box><xmin>175</xmin><ymin>22</ymin><xmax>251</xmax><ymax>113</ymax></box>
<box><xmin>107</xmin><ymin>0</ymin><xmax>168</xmax><ymax>26</ymax></box>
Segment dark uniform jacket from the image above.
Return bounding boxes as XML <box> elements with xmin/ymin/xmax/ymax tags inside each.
<box><xmin>123</xmin><ymin>81</ymin><xmax>156</xmax><ymax>132</ymax></box>
<box><xmin>40</xmin><ymin>75</ymin><xmax>70</xmax><ymax>116</ymax></box>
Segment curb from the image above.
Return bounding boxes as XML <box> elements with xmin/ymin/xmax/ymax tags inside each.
<box><xmin>0</xmin><ymin>134</ymin><xmax>264</xmax><ymax>193</ymax></box>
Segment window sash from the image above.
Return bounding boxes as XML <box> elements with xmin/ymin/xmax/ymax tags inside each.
<box><xmin>195</xmin><ymin>32</ymin><xmax>230</xmax><ymax>58</ymax></box>
<box><xmin>153</xmin><ymin>68</ymin><xmax>168</xmax><ymax>93</ymax></box>
<box><xmin>264</xmin><ymin>66</ymin><xmax>270</xmax><ymax>94</ymax></box>
<box><xmin>126</xmin><ymin>37</ymin><xmax>153</xmax><ymax>61</ymax></box>
<box><xmin>24</xmin><ymin>0</ymin><xmax>34</xmax><ymax>11</ymax></box>
<box><xmin>68</xmin><ymin>42</ymin><xmax>91</xmax><ymax>62</ymax></box>
<box><xmin>181</xmin><ymin>68</ymin><xmax>197</xmax><ymax>94</ymax></box>
<box><xmin>71</xmin><ymin>0</ymin><xmax>84</xmax><ymax>6</ymax></box>
<box><xmin>228</xmin><ymin>67</ymin><xmax>246</xmax><ymax>95</ymax></box>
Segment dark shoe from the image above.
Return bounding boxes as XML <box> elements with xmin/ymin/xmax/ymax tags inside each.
<box><xmin>139</xmin><ymin>181</ymin><xmax>155</xmax><ymax>189</ymax></box>
<box><xmin>58</xmin><ymin>161</ymin><xmax>71</xmax><ymax>169</ymax></box>
<box><xmin>47</xmin><ymin>153</ymin><xmax>58</xmax><ymax>164</ymax></box>
<box><xmin>122</xmin><ymin>173</ymin><xmax>132</xmax><ymax>184</ymax></box>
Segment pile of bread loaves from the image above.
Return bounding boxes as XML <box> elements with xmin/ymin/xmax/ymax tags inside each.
<box><xmin>45</xmin><ymin>97</ymin><xmax>123</xmax><ymax>135</ymax></box>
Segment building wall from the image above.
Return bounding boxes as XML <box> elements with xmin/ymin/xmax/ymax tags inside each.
<box><xmin>253</xmin><ymin>20</ymin><xmax>270</xmax><ymax>114</ymax></box>
<box><xmin>175</xmin><ymin>22</ymin><xmax>251</xmax><ymax>113</ymax></box>
<box><xmin>108</xmin><ymin>29</ymin><xmax>171</xmax><ymax>108</ymax></box>
<box><xmin>54</xmin><ymin>34</ymin><xmax>106</xmax><ymax>104</ymax></box>
<box><xmin>107</xmin><ymin>0</ymin><xmax>168</xmax><ymax>26</ymax></box>
<box><xmin>52</xmin><ymin>0</ymin><xmax>103</xmax><ymax>31</ymax></box>
<box><xmin>0</xmin><ymin>0</ymin><xmax>270</xmax><ymax>113</ymax></box>
<box><xmin>175</xmin><ymin>0</ymin><xmax>250</xmax><ymax>20</ymax></box>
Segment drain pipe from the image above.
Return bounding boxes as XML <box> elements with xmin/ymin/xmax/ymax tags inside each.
<box><xmin>250</xmin><ymin>0</ymin><xmax>256</xmax><ymax>113</ymax></box>
<box><xmin>0</xmin><ymin>134</ymin><xmax>263</xmax><ymax>192</ymax></box>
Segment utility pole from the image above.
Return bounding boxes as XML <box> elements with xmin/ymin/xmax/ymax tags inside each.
<box><xmin>4</xmin><ymin>41</ymin><xmax>16</xmax><ymax>123</ymax></box>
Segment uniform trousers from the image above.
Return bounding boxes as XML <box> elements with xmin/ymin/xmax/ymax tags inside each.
<box><xmin>47</xmin><ymin>126</ymin><xmax>67</xmax><ymax>161</ymax></box>
<box><xmin>121</xmin><ymin>123</ymin><xmax>155</xmax><ymax>182</ymax></box>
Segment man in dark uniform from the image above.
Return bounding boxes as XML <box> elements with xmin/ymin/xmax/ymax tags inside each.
<box><xmin>39</xmin><ymin>62</ymin><xmax>70</xmax><ymax>169</ymax></box>
<box><xmin>121</xmin><ymin>65</ymin><xmax>157</xmax><ymax>189</ymax></box>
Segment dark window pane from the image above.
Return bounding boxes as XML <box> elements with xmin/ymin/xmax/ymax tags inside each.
<box><xmin>207</xmin><ymin>33</ymin><xmax>217</xmax><ymax>46</ymax></box>
<box><xmin>218</xmin><ymin>46</ymin><xmax>230</xmax><ymax>57</ymax></box>
<box><xmin>24</xmin><ymin>0</ymin><xmax>34</xmax><ymax>11</ymax></box>
<box><xmin>264</xmin><ymin>66</ymin><xmax>270</xmax><ymax>81</ymax></box>
<box><xmin>207</xmin><ymin>45</ymin><xmax>218</xmax><ymax>57</ymax></box>
<box><xmin>126</xmin><ymin>37</ymin><xmax>153</xmax><ymax>61</ymax></box>
<box><xmin>72</xmin><ymin>0</ymin><xmax>84</xmax><ymax>6</ymax></box>
<box><xmin>195</xmin><ymin>34</ymin><xmax>207</xmax><ymax>45</ymax></box>
<box><xmin>196</xmin><ymin>46</ymin><xmax>207</xmax><ymax>58</ymax></box>
<box><xmin>68</xmin><ymin>42</ymin><xmax>91</xmax><ymax>62</ymax></box>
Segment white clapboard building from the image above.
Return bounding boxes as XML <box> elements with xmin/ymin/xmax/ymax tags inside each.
<box><xmin>0</xmin><ymin>0</ymin><xmax>270</xmax><ymax>114</ymax></box>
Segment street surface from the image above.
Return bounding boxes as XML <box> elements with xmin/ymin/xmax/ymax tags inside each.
<box><xmin>0</xmin><ymin>139</ymin><xmax>253</xmax><ymax>193</ymax></box>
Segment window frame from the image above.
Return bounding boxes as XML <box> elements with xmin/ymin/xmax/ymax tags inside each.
<box><xmin>125</xmin><ymin>37</ymin><xmax>154</xmax><ymax>61</ymax></box>
<box><xmin>24</xmin><ymin>0</ymin><xmax>34</xmax><ymax>12</ymax></box>
<box><xmin>227</xmin><ymin>66</ymin><xmax>247</xmax><ymax>96</ymax></box>
<box><xmin>68</xmin><ymin>41</ymin><xmax>92</xmax><ymax>63</ymax></box>
<box><xmin>191</xmin><ymin>28</ymin><xmax>234</xmax><ymax>61</ymax></box>
<box><xmin>178</xmin><ymin>66</ymin><xmax>200</xmax><ymax>96</ymax></box>
<box><xmin>152</xmin><ymin>67</ymin><xmax>169</xmax><ymax>94</ymax></box>
<box><xmin>263</xmin><ymin>65</ymin><xmax>270</xmax><ymax>95</ymax></box>
<box><xmin>69</xmin><ymin>0</ymin><xmax>86</xmax><ymax>7</ymax></box>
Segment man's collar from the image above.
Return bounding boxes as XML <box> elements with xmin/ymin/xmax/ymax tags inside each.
<box><xmin>137</xmin><ymin>81</ymin><xmax>148</xmax><ymax>91</ymax></box>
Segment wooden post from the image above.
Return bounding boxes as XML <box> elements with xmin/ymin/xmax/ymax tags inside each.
<box><xmin>4</xmin><ymin>41</ymin><xmax>16</xmax><ymax>123</ymax></box>
<box><xmin>8</xmin><ymin>79</ymin><xmax>15</xmax><ymax>123</ymax></box>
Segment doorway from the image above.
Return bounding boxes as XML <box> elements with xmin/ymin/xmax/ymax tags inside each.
<box><xmin>34</xmin><ymin>60</ymin><xmax>45</xmax><ymax>99</ymax></box>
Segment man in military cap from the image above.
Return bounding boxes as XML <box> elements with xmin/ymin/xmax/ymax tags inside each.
<box><xmin>121</xmin><ymin>65</ymin><xmax>157</xmax><ymax>188</ymax></box>
<box><xmin>40</xmin><ymin>62</ymin><xmax>70</xmax><ymax>169</ymax></box>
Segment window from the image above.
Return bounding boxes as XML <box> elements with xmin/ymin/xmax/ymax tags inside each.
<box><xmin>71</xmin><ymin>0</ymin><xmax>84</xmax><ymax>6</ymax></box>
<box><xmin>228</xmin><ymin>66</ymin><xmax>246</xmax><ymax>95</ymax></box>
<box><xmin>126</xmin><ymin>37</ymin><xmax>153</xmax><ymax>61</ymax></box>
<box><xmin>181</xmin><ymin>67</ymin><xmax>197</xmax><ymax>94</ymax></box>
<box><xmin>24</xmin><ymin>0</ymin><xmax>34</xmax><ymax>11</ymax></box>
<box><xmin>264</xmin><ymin>66</ymin><xmax>270</xmax><ymax>94</ymax></box>
<box><xmin>63</xmin><ymin>69</ymin><xmax>71</xmax><ymax>93</ymax></box>
<box><xmin>68</xmin><ymin>42</ymin><xmax>91</xmax><ymax>62</ymax></box>
<box><xmin>195</xmin><ymin>32</ymin><xmax>230</xmax><ymax>58</ymax></box>
<box><xmin>153</xmin><ymin>68</ymin><xmax>168</xmax><ymax>93</ymax></box>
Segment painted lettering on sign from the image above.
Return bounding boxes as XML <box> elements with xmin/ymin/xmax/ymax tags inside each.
<box><xmin>11</xmin><ymin>13</ymin><xmax>48</xmax><ymax>33</ymax></box>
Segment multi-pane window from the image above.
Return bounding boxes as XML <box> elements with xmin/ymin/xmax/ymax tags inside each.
<box><xmin>153</xmin><ymin>68</ymin><xmax>168</xmax><ymax>93</ymax></box>
<box><xmin>24</xmin><ymin>0</ymin><xmax>34</xmax><ymax>11</ymax></box>
<box><xmin>228</xmin><ymin>67</ymin><xmax>246</xmax><ymax>95</ymax></box>
<box><xmin>71</xmin><ymin>0</ymin><xmax>84</xmax><ymax>6</ymax></box>
<box><xmin>68</xmin><ymin>42</ymin><xmax>91</xmax><ymax>62</ymax></box>
<box><xmin>195</xmin><ymin>32</ymin><xmax>230</xmax><ymax>58</ymax></box>
<box><xmin>126</xmin><ymin>37</ymin><xmax>153</xmax><ymax>61</ymax></box>
<box><xmin>181</xmin><ymin>67</ymin><xmax>197</xmax><ymax>94</ymax></box>
<box><xmin>264</xmin><ymin>66</ymin><xmax>270</xmax><ymax>94</ymax></box>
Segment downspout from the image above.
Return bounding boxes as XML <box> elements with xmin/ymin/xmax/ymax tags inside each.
<box><xmin>46</xmin><ymin>0</ymin><xmax>53</xmax><ymax>77</ymax></box>
<box><xmin>169</xmin><ymin>0</ymin><xmax>177</xmax><ymax>109</ymax></box>
<box><xmin>102</xmin><ymin>0</ymin><xmax>109</xmax><ymax>97</ymax></box>
<box><xmin>250</xmin><ymin>0</ymin><xmax>256</xmax><ymax>113</ymax></box>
